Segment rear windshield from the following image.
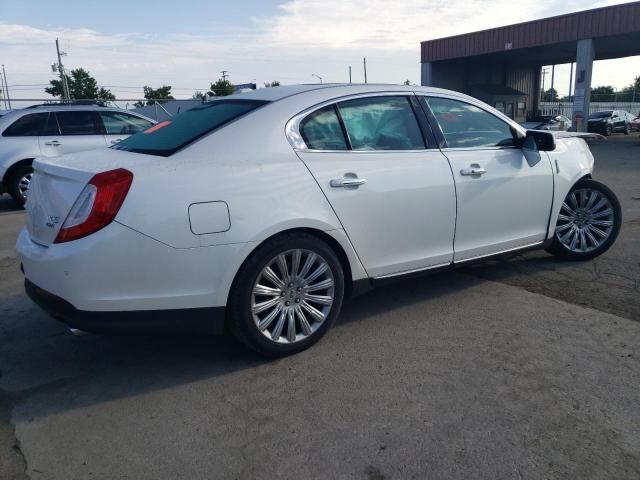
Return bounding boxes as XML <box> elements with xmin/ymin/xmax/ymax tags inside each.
<box><xmin>589</xmin><ymin>111</ymin><xmax>612</xmax><ymax>119</ymax></box>
<box><xmin>113</xmin><ymin>100</ymin><xmax>269</xmax><ymax>156</ymax></box>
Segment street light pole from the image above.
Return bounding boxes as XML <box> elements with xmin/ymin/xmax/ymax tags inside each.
<box><xmin>312</xmin><ymin>74</ymin><xmax>323</xmax><ymax>84</ymax></box>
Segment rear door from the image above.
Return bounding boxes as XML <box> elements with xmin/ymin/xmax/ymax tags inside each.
<box><xmin>98</xmin><ymin>111</ymin><xmax>154</xmax><ymax>147</ymax></box>
<box><xmin>294</xmin><ymin>94</ymin><xmax>456</xmax><ymax>278</ymax></box>
<box><xmin>39</xmin><ymin>110</ymin><xmax>107</xmax><ymax>156</ymax></box>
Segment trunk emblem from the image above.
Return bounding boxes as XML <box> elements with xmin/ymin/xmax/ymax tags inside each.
<box><xmin>46</xmin><ymin>216</ymin><xmax>61</xmax><ymax>228</ymax></box>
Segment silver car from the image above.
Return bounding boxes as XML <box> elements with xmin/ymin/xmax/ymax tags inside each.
<box><xmin>0</xmin><ymin>104</ymin><xmax>155</xmax><ymax>205</ymax></box>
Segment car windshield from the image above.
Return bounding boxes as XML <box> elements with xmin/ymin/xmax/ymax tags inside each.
<box><xmin>589</xmin><ymin>111</ymin><xmax>613</xmax><ymax>119</ymax></box>
<box><xmin>113</xmin><ymin>99</ymin><xmax>269</xmax><ymax>156</ymax></box>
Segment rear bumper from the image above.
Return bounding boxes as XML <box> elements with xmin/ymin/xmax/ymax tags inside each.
<box><xmin>25</xmin><ymin>278</ymin><xmax>226</xmax><ymax>334</ymax></box>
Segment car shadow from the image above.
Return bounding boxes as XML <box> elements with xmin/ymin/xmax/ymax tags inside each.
<box><xmin>3</xmin><ymin>271</ymin><xmax>479</xmax><ymax>420</ymax></box>
<box><xmin>0</xmin><ymin>196</ymin><xmax>21</xmax><ymax>214</ymax></box>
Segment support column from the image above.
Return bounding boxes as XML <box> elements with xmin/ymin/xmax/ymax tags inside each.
<box><xmin>572</xmin><ymin>39</ymin><xmax>594</xmax><ymax>132</ymax></box>
<box><xmin>421</xmin><ymin>62</ymin><xmax>433</xmax><ymax>86</ymax></box>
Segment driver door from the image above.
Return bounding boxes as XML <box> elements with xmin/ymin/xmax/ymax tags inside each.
<box><xmin>419</xmin><ymin>95</ymin><xmax>554</xmax><ymax>262</ymax></box>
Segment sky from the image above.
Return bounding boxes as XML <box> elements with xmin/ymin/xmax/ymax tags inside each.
<box><xmin>1</xmin><ymin>0</ymin><xmax>639</xmax><ymax>103</ymax></box>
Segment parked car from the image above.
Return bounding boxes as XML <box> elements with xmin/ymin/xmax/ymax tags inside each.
<box><xmin>17</xmin><ymin>85</ymin><xmax>621</xmax><ymax>357</ymax></box>
<box><xmin>0</xmin><ymin>104</ymin><xmax>155</xmax><ymax>205</ymax></box>
<box><xmin>629</xmin><ymin>113</ymin><xmax>640</xmax><ymax>132</ymax></box>
<box><xmin>587</xmin><ymin>110</ymin><xmax>632</xmax><ymax>136</ymax></box>
<box><xmin>521</xmin><ymin>114</ymin><xmax>572</xmax><ymax>131</ymax></box>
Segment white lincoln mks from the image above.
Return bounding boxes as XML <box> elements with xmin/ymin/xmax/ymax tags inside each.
<box><xmin>17</xmin><ymin>85</ymin><xmax>621</xmax><ymax>356</ymax></box>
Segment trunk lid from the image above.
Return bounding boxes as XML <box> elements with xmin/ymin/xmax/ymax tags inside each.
<box><xmin>25</xmin><ymin>148</ymin><xmax>159</xmax><ymax>246</ymax></box>
<box><xmin>26</xmin><ymin>158</ymin><xmax>95</xmax><ymax>245</ymax></box>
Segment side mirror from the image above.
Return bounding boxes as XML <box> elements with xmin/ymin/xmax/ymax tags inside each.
<box><xmin>520</xmin><ymin>130</ymin><xmax>555</xmax><ymax>167</ymax></box>
<box><xmin>525</xmin><ymin>129</ymin><xmax>556</xmax><ymax>151</ymax></box>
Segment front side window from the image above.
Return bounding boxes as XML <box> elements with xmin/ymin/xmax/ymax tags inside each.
<box><xmin>114</xmin><ymin>100</ymin><xmax>267</xmax><ymax>156</ymax></box>
<box><xmin>100</xmin><ymin>112</ymin><xmax>154</xmax><ymax>135</ymax></box>
<box><xmin>337</xmin><ymin>96</ymin><xmax>425</xmax><ymax>150</ymax></box>
<box><xmin>299</xmin><ymin>105</ymin><xmax>348</xmax><ymax>150</ymax></box>
<box><xmin>56</xmin><ymin>111</ymin><xmax>101</xmax><ymax>135</ymax></box>
<box><xmin>2</xmin><ymin>113</ymin><xmax>48</xmax><ymax>137</ymax></box>
<box><xmin>424</xmin><ymin>97</ymin><xmax>515</xmax><ymax>148</ymax></box>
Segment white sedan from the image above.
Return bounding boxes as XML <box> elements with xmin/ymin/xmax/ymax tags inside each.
<box><xmin>17</xmin><ymin>85</ymin><xmax>621</xmax><ymax>356</ymax></box>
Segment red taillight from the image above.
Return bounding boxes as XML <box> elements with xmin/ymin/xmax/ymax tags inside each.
<box><xmin>54</xmin><ymin>168</ymin><xmax>133</xmax><ymax>243</ymax></box>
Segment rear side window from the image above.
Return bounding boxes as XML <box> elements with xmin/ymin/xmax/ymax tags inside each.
<box><xmin>337</xmin><ymin>96</ymin><xmax>425</xmax><ymax>150</ymax></box>
<box><xmin>2</xmin><ymin>113</ymin><xmax>48</xmax><ymax>137</ymax></box>
<box><xmin>424</xmin><ymin>97</ymin><xmax>515</xmax><ymax>148</ymax></box>
<box><xmin>100</xmin><ymin>112</ymin><xmax>154</xmax><ymax>135</ymax></box>
<box><xmin>56</xmin><ymin>111</ymin><xmax>101</xmax><ymax>135</ymax></box>
<box><xmin>114</xmin><ymin>100</ymin><xmax>268</xmax><ymax>156</ymax></box>
<box><xmin>300</xmin><ymin>105</ymin><xmax>348</xmax><ymax>150</ymax></box>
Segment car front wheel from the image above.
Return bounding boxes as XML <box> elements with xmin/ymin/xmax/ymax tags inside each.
<box><xmin>547</xmin><ymin>179</ymin><xmax>621</xmax><ymax>261</ymax></box>
<box><xmin>228</xmin><ymin>233</ymin><xmax>344</xmax><ymax>357</ymax></box>
<box><xmin>624</xmin><ymin>124</ymin><xmax>631</xmax><ymax>135</ymax></box>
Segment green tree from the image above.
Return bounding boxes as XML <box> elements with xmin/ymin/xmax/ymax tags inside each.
<box><xmin>209</xmin><ymin>78</ymin><xmax>234</xmax><ymax>96</ymax></box>
<box><xmin>590</xmin><ymin>85</ymin><xmax>615</xmax><ymax>102</ymax></box>
<box><xmin>541</xmin><ymin>87</ymin><xmax>558</xmax><ymax>102</ymax></box>
<box><xmin>403</xmin><ymin>79</ymin><xmax>411</xmax><ymax>86</ymax></box>
<box><xmin>192</xmin><ymin>90</ymin><xmax>205</xmax><ymax>100</ymax></box>
<box><xmin>134</xmin><ymin>85</ymin><xmax>174</xmax><ymax>107</ymax></box>
<box><xmin>264</xmin><ymin>81</ymin><xmax>280</xmax><ymax>88</ymax></box>
<box><xmin>46</xmin><ymin>68</ymin><xmax>115</xmax><ymax>101</ymax></box>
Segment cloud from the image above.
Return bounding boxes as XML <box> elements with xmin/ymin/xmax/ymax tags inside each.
<box><xmin>1</xmin><ymin>0</ymin><xmax>638</xmax><ymax>101</ymax></box>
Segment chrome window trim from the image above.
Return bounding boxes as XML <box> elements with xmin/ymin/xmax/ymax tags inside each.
<box><xmin>285</xmin><ymin>91</ymin><xmax>432</xmax><ymax>153</ymax></box>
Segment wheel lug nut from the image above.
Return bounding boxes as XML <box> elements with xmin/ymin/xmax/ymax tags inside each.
<box><xmin>280</xmin><ymin>292</ymin><xmax>286</xmax><ymax>297</ymax></box>
<box><xmin>288</xmin><ymin>283</ymin><xmax>293</xmax><ymax>288</ymax></box>
<box><xmin>285</xmin><ymin>301</ymin><xmax>290</xmax><ymax>306</ymax></box>
<box><xmin>297</xmin><ymin>287</ymin><xmax>302</xmax><ymax>292</ymax></box>
<box><xmin>295</xmin><ymin>298</ymin><xmax>300</xmax><ymax>303</ymax></box>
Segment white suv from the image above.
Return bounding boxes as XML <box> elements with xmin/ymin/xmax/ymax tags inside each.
<box><xmin>0</xmin><ymin>104</ymin><xmax>155</xmax><ymax>205</ymax></box>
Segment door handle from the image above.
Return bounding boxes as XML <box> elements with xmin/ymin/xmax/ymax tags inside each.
<box><xmin>330</xmin><ymin>174</ymin><xmax>367</xmax><ymax>188</ymax></box>
<box><xmin>460</xmin><ymin>164</ymin><xmax>486</xmax><ymax>176</ymax></box>
<box><xmin>110</xmin><ymin>139</ymin><xmax>122</xmax><ymax>145</ymax></box>
<box><xmin>44</xmin><ymin>140</ymin><xmax>61</xmax><ymax>146</ymax></box>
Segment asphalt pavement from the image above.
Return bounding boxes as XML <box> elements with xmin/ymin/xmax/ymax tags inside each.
<box><xmin>1</xmin><ymin>135</ymin><xmax>639</xmax><ymax>480</ymax></box>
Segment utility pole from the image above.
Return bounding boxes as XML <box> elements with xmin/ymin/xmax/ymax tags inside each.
<box><xmin>550</xmin><ymin>64</ymin><xmax>555</xmax><ymax>102</ymax></box>
<box><xmin>1</xmin><ymin>64</ymin><xmax>10</xmax><ymax>110</ymax></box>
<box><xmin>55</xmin><ymin>38</ymin><xmax>70</xmax><ymax>100</ymax></box>
<box><xmin>541</xmin><ymin>67</ymin><xmax>549</xmax><ymax>101</ymax></box>
<box><xmin>363</xmin><ymin>57</ymin><xmax>367</xmax><ymax>84</ymax></box>
<box><xmin>348</xmin><ymin>66</ymin><xmax>352</xmax><ymax>84</ymax></box>
<box><xmin>221</xmin><ymin>70</ymin><xmax>229</xmax><ymax>81</ymax></box>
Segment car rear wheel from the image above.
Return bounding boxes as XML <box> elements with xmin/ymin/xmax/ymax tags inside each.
<box><xmin>624</xmin><ymin>124</ymin><xmax>631</xmax><ymax>135</ymax></box>
<box><xmin>228</xmin><ymin>232</ymin><xmax>344</xmax><ymax>357</ymax></box>
<box><xmin>547</xmin><ymin>179</ymin><xmax>621</xmax><ymax>261</ymax></box>
<box><xmin>605</xmin><ymin>125</ymin><xmax>612</xmax><ymax>136</ymax></box>
<box><xmin>7</xmin><ymin>163</ymin><xmax>34</xmax><ymax>207</ymax></box>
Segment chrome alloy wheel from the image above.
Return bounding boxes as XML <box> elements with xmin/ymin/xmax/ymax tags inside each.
<box><xmin>18</xmin><ymin>172</ymin><xmax>33</xmax><ymax>199</ymax></box>
<box><xmin>556</xmin><ymin>188</ymin><xmax>615</xmax><ymax>253</ymax></box>
<box><xmin>251</xmin><ymin>249</ymin><xmax>335</xmax><ymax>344</ymax></box>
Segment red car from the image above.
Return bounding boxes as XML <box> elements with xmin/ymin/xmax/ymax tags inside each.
<box><xmin>631</xmin><ymin>114</ymin><xmax>640</xmax><ymax>132</ymax></box>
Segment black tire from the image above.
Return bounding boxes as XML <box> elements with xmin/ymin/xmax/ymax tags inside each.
<box><xmin>624</xmin><ymin>124</ymin><xmax>631</xmax><ymax>135</ymax></box>
<box><xmin>7</xmin><ymin>163</ymin><xmax>33</xmax><ymax>207</ymax></box>
<box><xmin>227</xmin><ymin>232</ymin><xmax>345</xmax><ymax>357</ymax></box>
<box><xmin>605</xmin><ymin>124</ymin><xmax>612</xmax><ymax>136</ymax></box>
<box><xmin>546</xmin><ymin>179</ymin><xmax>621</xmax><ymax>261</ymax></box>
